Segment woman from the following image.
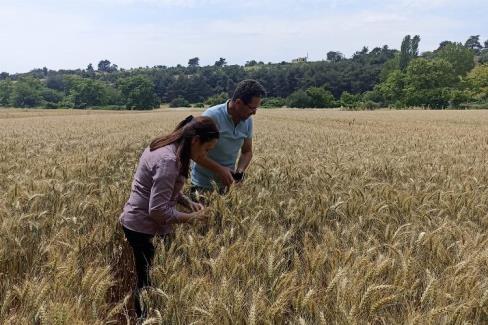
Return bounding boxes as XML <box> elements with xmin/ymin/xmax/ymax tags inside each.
<box><xmin>119</xmin><ymin>115</ymin><xmax>219</xmax><ymax>318</ymax></box>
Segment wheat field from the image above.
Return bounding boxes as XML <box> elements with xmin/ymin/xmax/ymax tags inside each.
<box><xmin>1</xmin><ymin>108</ymin><xmax>488</xmax><ymax>324</ymax></box>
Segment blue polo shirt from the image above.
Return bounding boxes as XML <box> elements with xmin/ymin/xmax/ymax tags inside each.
<box><xmin>191</xmin><ymin>101</ymin><xmax>253</xmax><ymax>189</ymax></box>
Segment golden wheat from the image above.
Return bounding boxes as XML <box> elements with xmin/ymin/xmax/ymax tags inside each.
<box><xmin>1</xmin><ymin>108</ymin><xmax>488</xmax><ymax>323</ymax></box>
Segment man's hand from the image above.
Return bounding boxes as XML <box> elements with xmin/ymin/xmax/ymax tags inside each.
<box><xmin>217</xmin><ymin>166</ymin><xmax>234</xmax><ymax>187</ymax></box>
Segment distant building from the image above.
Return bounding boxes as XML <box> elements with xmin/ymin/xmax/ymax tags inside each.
<box><xmin>292</xmin><ymin>57</ymin><xmax>307</xmax><ymax>63</ymax></box>
<box><xmin>292</xmin><ymin>54</ymin><xmax>309</xmax><ymax>63</ymax></box>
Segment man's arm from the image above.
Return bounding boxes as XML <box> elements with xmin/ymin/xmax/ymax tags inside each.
<box><xmin>192</xmin><ymin>155</ymin><xmax>234</xmax><ymax>187</ymax></box>
<box><xmin>236</xmin><ymin>138</ymin><xmax>253</xmax><ymax>173</ymax></box>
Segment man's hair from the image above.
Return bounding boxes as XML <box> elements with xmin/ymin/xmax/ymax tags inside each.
<box><xmin>232</xmin><ymin>79</ymin><xmax>266</xmax><ymax>104</ymax></box>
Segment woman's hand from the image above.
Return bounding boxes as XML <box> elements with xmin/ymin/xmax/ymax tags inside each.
<box><xmin>176</xmin><ymin>209</ymin><xmax>209</xmax><ymax>225</ymax></box>
<box><xmin>189</xmin><ymin>201</ymin><xmax>205</xmax><ymax>212</ymax></box>
<box><xmin>189</xmin><ymin>208</ymin><xmax>209</xmax><ymax>224</ymax></box>
<box><xmin>179</xmin><ymin>194</ymin><xmax>203</xmax><ymax>211</ymax></box>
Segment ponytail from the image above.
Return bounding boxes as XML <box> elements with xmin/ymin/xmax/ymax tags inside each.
<box><xmin>174</xmin><ymin>115</ymin><xmax>194</xmax><ymax>131</ymax></box>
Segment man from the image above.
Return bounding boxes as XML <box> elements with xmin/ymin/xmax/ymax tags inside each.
<box><xmin>191</xmin><ymin>79</ymin><xmax>266</xmax><ymax>195</ymax></box>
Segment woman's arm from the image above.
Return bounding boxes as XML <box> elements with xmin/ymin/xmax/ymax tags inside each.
<box><xmin>149</xmin><ymin>209</ymin><xmax>206</xmax><ymax>225</ymax></box>
<box><xmin>177</xmin><ymin>192</ymin><xmax>192</xmax><ymax>208</ymax></box>
<box><xmin>149</xmin><ymin>157</ymin><xmax>207</xmax><ymax>225</ymax></box>
<box><xmin>178</xmin><ymin>191</ymin><xmax>205</xmax><ymax>212</ymax></box>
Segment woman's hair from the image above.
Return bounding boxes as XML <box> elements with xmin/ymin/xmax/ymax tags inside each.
<box><xmin>149</xmin><ymin>115</ymin><xmax>219</xmax><ymax>177</ymax></box>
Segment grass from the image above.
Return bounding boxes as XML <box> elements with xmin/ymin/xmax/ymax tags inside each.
<box><xmin>1</xmin><ymin>108</ymin><xmax>488</xmax><ymax>324</ymax></box>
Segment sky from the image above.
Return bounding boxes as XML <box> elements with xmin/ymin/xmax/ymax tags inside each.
<box><xmin>0</xmin><ymin>0</ymin><xmax>487</xmax><ymax>73</ymax></box>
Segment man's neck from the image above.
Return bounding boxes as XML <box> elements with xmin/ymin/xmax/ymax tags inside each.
<box><xmin>227</xmin><ymin>100</ymin><xmax>240</xmax><ymax>125</ymax></box>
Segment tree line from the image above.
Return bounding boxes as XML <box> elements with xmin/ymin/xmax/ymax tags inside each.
<box><xmin>1</xmin><ymin>35</ymin><xmax>487</xmax><ymax>110</ymax></box>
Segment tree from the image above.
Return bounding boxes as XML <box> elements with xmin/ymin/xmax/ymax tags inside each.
<box><xmin>98</xmin><ymin>59</ymin><xmax>118</xmax><ymax>73</ymax></box>
<box><xmin>465</xmin><ymin>64</ymin><xmax>488</xmax><ymax>101</ymax></box>
<box><xmin>420</xmin><ymin>51</ymin><xmax>434</xmax><ymax>60</ymax></box>
<box><xmin>377</xmin><ymin>70</ymin><xmax>406</xmax><ymax>105</ymax></box>
<box><xmin>403</xmin><ymin>58</ymin><xmax>457</xmax><ymax>108</ymax></box>
<box><xmin>479</xmin><ymin>49</ymin><xmax>488</xmax><ymax>64</ymax></box>
<box><xmin>305</xmin><ymin>87</ymin><xmax>336</xmax><ymax>108</ymax></box>
<box><xmin>286</xmin><ymin>89</ymin><xmax>312</xmax><ymax>108</ymax></box>
<box><xmin>411</xmin><ymin>35</ymin><xmax>420</xmax><ymax>57</ymax></box>
<box><xmin>285</xmin><ymin>87</ymin><xmax>336</xmax><ymax>108</ymax></box>
<box><xmin>466</xmin><ymin>64</ymin><xmax>488</xmax><ymax>89</ymax></box>
<box><xmin>399</xmin><ymin>35</ymin><xmax>411</xmax><ymax>71</ymax></box>
<box><xmin>367</xmin><ymin>46</ymin><xmax>396</xmax><ymax>64</ymax></box>
<box><xmin>205</xmin><ymin>92</ymin><xmax>228</xmax><ymax>106</ymax></box>
<box><xmin>340</xmin><ymin>91</ymin><xmax>360</xmax><ymax>107</ymax></box>
<box><xmin>214</xmin><ymin>58</ymin><xmax>227</xmax><ymax>67</ymax></box>
<box><xmin>0</xmin><ymin>80</ymin><xmax>12</xmax><ymax>106</ymax></box>
<box><xmin>28</xmin><ymin>68</ymin><xmax>48</xmax><ymax>79</ymax></box>
<box><xmin>327</xmin><ymin>51</ymin><xmax>344</xmax><ymax>62</ymax></box>
<box><xmin>434</xmin><ymin>42</ymin><xmax>475</xmax><ymax>76</ymax></box>
<box><xmin>188</xmin><ymin>57</ymin><xmax>200</xmax><ymax>68</ymax></box>
<box><xmin>380</xmin><ymin>54</ymin><xmax>400</xmax><ymax>81</ymax></box>
<box><xmin>85</xmin><ymin>63</ymin><xmax>96</xmax><ymax>77</ymax></box>
<box><xmin>9</xmin><ymin>77</ymin><xmax>43</xmax><ymax>108</ymax></box>
<box><xmin>352</xmin><ymin>46</ymin><xmax>369</xmax><ymax>62</ymax></box>
<box><xmin>0</xmin><ymin>72</ymin><xmax>9</xmax><ymax>80</ymax></box>
<box><xmin>448</xmin><ymin>89</ymin><xmax>471</xmax><ymax>108</ymax></box>
<box><xmin>40</xmin><ymin>88</ymin><xmax>64</xmax><ymax>106</ymax></box>
<box><xmin>184</xmin><ymin>75</ymin><xmax>213</xmax><ymax>102</ymax></box>
<box><xmin>46</xmin><ymin>74</ymin><xmax>66</xmax><ymax>91</ymax></box>
<box><xmin>117</xmin><ymin>76</ymin><xmax>159</xmax><ymax>110</ymax></box>
<box><xmin>261</xmin><ymin>97</ymin><xmax>286</xmax><ymax>108</ymax></box>
<box><xmin>98</xmin><ymin>60</ymin><xmax>111</xmax><ymax>72</ymax></box>
<box><xmin>399</xmin><ymin>35</ymin><xmax>420</xmax><ymax>71</ymax></box>
<box><xmin>362</xmin><ymin>89</ymin><xmax>384</xmax><ymax>104</ymax></box>
<box><xmin>405</xmin><ymin>59</ymin><xmax>457</xmax><ymax>89</ymax></box>
<box><xmin>169</xmin><ymin>96</ymin><xmax>190</xmax><ymax>107</ymax></box>
<box><xmin>358</xmin><ymin>46</ymin><xmax>369</xmax><ymax>55</ymax></box>
<box><xmin>7</xmin><ymin>34</ymin><xmax>486</xmax><ymax>110</ymax></box>
<box><xmin>64</xmin><ymin>76</ymin><xmax>119</xmax><ymax>108</ymax></box>
<box><xmin>464</xmin><ymin>35</ymin><xmax>482</xmax><ymax>54</ymax></box>
<box><xmin>245</xmin><ymin>60</ymin><xmax>258</xmax><ymax>67</ymax></box>
<box><xmin>437</xmin><ymin>41</ymin><xmax>454</xmax><ymax>51</ymax></box>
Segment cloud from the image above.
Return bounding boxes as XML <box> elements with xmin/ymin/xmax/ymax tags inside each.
<box><xmin>385</xmin><ymin>0</ymin><xmax>488</xmax><ymax>12</ymax></box>
<box><xmin>0</xmin><ymin>0</ymin><xmax>485</xmax><ymax>73</ymax></box>
<box><xmin>91</xmin><ymin>0</ymin><xmax>223</xmax><ymax>6</ymax></box>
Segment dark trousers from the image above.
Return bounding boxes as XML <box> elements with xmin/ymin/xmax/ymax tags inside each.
<box><xmin>122</xmin><ymin>226</ymin><xmax>155</xmax><ymax>318</ymax></box>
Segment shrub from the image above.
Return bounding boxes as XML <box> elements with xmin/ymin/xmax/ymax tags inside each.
<box><xmin>169</xmin><ymin>96</ymin><xmax>191</xmax><ymax>108</ymax></box>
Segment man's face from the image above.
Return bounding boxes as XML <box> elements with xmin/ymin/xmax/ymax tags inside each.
<box><xmin>236</xmin><ymin>96</ymin><xmax>261</xmax><ymax>121</ymax></box>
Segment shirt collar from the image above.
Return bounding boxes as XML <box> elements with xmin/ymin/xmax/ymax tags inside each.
<box><xmin>225</xmin><ymin>100</ymin><xmax>241</xmax><ymax>126</ymax></box>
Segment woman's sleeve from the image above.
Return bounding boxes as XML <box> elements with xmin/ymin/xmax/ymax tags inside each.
<box><xmin>177</xmin><ymin>191</ymin><xmax>188</xmax><ymax>205</ymax></box>
<box><xmin>148</xmin><ymin>157</ymin><xmax>184</xmax><ymax>223</ymax></box>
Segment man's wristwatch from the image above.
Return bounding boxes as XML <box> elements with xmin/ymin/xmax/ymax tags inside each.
<box><xmin>231</xmin><ymin>170</ymin><xmax>244</xmax><ymax>183</ymax></box>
